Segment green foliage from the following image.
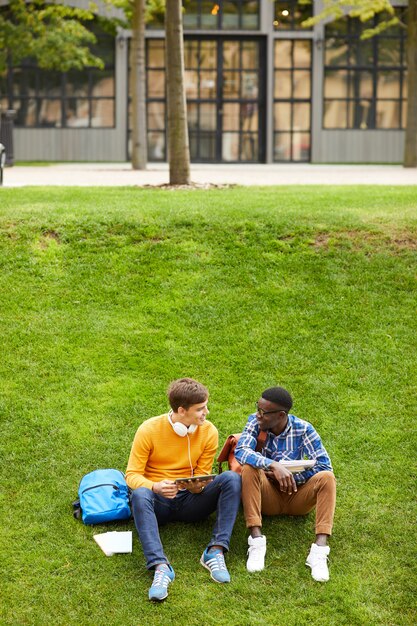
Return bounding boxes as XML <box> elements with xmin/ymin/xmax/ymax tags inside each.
<box><xmin>145</xmin><ymin>0</ymin><xmax>166</xmax><ymax>24</ymax></box>
<box><xmin>0</xmin><ymin>186</ymin><xmax>416</xmax><ymax>625</ymax></box>
<box><xmin>0</xmin><ymin>0</ymin><xmax>105</xmax><ymax>74</ymax></box>
<box><xmin>302</xmin><ymin>0</ymin><xmax>406</xmax><ymax>38</ymax></box>
<box><xmin>103</xmin><ymin>0</ymin><xmax>165</xmax><ymax>25</ymax></box>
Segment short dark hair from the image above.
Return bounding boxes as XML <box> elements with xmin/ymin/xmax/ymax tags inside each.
<box><xmin>261</xmin><ymin>386</ymin><xmax>293</xmax><ymax>411</ymax></box>
<box><xmin>168</xmin><ymin>378</ymin><xmax>209</xmax><ymax>412</ymax></box>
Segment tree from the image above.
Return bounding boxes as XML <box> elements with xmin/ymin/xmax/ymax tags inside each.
<box><xmin>303</xmin><ymin>0</ymin><xmax>417</xmax><ymax>167</ymax></box>
<box><xmin>130</xmin><ymin>0</ymin><xmax>147</xmax><ymax>170</ymax></box>
<box><xmin>165</xmin><ymin>0</ymin><xmax>190</xmax><ymax>184</ymax></box>
<box><xmin>0</xmin><ymin>0</ymin><xmax>104</xmax><ymax>75</ymax></box>
<box><xmin>108</xmin><ymin>0</ymin><xmax>191</xmax><ymax>179</ymax></box>
<box><xmin>404</xmin><ymin>0</ymin><xmax>417</xmax><ymax>167</ymax></box>
<box><xmin>110</xmin><ymin>0</ymin><xmax>153</xmax><ymax>170</ymax></box>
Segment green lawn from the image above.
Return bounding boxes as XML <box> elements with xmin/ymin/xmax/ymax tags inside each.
<box><xmin>1</xmin><ymin>186</ymin><xmax>416</xmax><ymax>626</ymax></box>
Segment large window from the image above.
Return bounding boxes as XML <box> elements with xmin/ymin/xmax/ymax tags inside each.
<box><xmin>221</xmin><ymin>40</ymin><xmax>262</xmax><ymax>161</ymax></box>
<box><xmin>145</xmin><ymin>40</ymin><xmax>166</xmax><ymax>159</ymax></box>
<box><xmin>147</xmin><ymin>0</ymin><xmax>260</xmax><ymax>30</ymax></box>
<box><xmin>274</xmin><ymin>39</ymin><xmax>311</xmax><ymax>161</ymax></box>
<box><xmin>138</xmin><ymin>38</ymin><xmax>264</xmax><ymax>162</ymax></box>
<box><xmin>0</xmin><ymin>25</ymin><xmax>115</xmax><ymax>129</ymax></box>
<box><xmin>324</xmin><ymin>12</ymin><xmax>407</xmax><ymax>129</ymax></box>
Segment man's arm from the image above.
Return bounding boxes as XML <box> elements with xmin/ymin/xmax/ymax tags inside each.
<box><xmin>297</xmin><ymin>423</ymin><xmax>333</xmax><ymax>483</ymax></box>
<box><xmin>126</xmin><ymin>426</ymin><xmax>179</xmax><ymax>498</ymax></box>
<box><xmin>194</xmin><ymin>426</ymin><xmax>218</xmax><ymax>475</ymax></box>
<box><xmin>234</xmin><ymin>415</ymin><xmax>273</xmax><ymax>470</ymax></box>
<box><xmin>235</xmin><ymin>415</ymin><xmax>297</xmax><ymax>493</ymax></box>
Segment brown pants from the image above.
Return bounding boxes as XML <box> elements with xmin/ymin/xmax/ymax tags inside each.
<box><xmin>241</xmin><ymin>465</ymin><xmax>336</xmax><ymax>536</ymax></box>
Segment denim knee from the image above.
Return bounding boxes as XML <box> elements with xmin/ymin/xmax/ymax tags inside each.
<box><xmin>131</xmin><ymin>486</ymin><xmax>154</xmax><ymax>510</ymax></box>
<box><xmin>217</xmin><ymin>470</ymin><xmax>241</xmax><ymax>493</ymax></box>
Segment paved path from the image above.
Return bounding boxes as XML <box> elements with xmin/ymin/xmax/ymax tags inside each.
<box><xmin>2</xmin><ymin>162</ymin><xmax>417</xmax><ymax>187</ymax></box>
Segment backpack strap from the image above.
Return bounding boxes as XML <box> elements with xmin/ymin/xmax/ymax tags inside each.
<box><xmin>255</xmin><ymin>430</ymin><xmax>267</xmax><ymax>451</ymax></box>
<box><xmin>72</xmin><ymin>499</ymin><xmax>81</xmax><ymax>520</ymax></box>
<box><xmin>217</xmin><ymin>434</ymin><xmax>241</xmax><ymax>473</ymax></box>
<box><xmin>217</xmin><ymin>430</ymin><xmax>268</xmax><ymax>473</ymax></box>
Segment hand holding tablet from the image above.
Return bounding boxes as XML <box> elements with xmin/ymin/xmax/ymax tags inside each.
<box><xmin>174</xmin><ymin>474</ymin><xmax>216</xmax><ymax>485</ymax></box>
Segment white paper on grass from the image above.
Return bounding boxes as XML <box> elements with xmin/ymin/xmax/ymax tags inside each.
<box><xmin>93</xmin><ymin>531</ymin><xmax>132</xmax><ymax>556</ymax></box>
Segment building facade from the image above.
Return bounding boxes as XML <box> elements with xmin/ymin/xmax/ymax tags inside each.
<box><xmin>0</xmin><ymin>0</ymin><xmax>408</xmax><ymax>163</ymax></box>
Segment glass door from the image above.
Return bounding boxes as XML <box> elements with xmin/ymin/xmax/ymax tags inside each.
<box><xmin>143</xmin><ymin>37</ymin><xmax>265</xmax><ymax>163</ymax></box>
<box><xmin>184</xmin><ymin>37</ymin><xmax>265</xmax><ymax>162</ymax></box>
<box><xmin>273</xmin><ymin>39</ymin><xmax>312</xmax><ymax>161</ymax></box>
<box><xmin>220</xmin><ymin>39</ymin><xmax>265</xmax><ymax>162</ymax></box>
<box><xmin>185</xmin><ymin>40</ymin><xmax>218</xmax><ymax>161</ymax></box>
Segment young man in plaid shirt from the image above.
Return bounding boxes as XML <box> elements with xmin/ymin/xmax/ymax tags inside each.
<box><xmin>235</xmin><ymin>386</ymin><xmax>336</xmax><ymax>582</ymax></box>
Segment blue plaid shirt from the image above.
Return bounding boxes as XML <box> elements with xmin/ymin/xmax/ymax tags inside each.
<box><xmin>234</xmin><ymin>413</ymin><xmax>333</xmax><ymax>485</ymax></box>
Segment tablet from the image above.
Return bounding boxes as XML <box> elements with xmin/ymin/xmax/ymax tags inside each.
<box><xmin>174</xmin><ymin>474</ymin><xmax>216</xmax><ymax>484</ymax></box>
<box><xmin>279</xmin><ymin>459</ymin><xmax>316</xmax><ymax>473</ymax></box>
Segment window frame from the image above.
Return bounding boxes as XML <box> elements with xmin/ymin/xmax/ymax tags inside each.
<box><xmin>3</xmin><ymin>27</ymin><xmax>116</xmax><ymax>130</ymax></box>
<box><xmin>323</xmin><ymin>11</ymin><xmax>407</xmax><ymax>130</ymax></box>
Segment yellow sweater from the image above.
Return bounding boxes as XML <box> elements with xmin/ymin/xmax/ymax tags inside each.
<box><xmin>125</xmin><ymin>413</ymin><xmax>219</xmax><ymax>490</ymax></box>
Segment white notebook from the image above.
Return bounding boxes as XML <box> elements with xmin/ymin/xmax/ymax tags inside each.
<box><xmin>279</xmin><ymin>459</ymin><xmax>316</xmax><ymax>473</ymax></box>
<box><xmin>93</xmin><ymin>531</ymin><xmax>132</xmax><ymax>557</ymax></box>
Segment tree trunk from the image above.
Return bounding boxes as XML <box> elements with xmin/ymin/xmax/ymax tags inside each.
<box><xmin>404</xmin><ymin>0</ymin><xmax>417</xmax><ymax>167</ymax></box>
<box><xmin>130</xmin><ymin>0</ymin><xmax>147</xmax><ymax>170</ymax></box>
<box><xmin>165</xmin><ymin>0</ymin><xmax>190</xmax><ymax>185</ymax></box>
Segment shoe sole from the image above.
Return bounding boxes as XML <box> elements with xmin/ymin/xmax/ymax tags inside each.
<box><xmin>247</xmin><ymin>564</ymin><xmax>265</xmax><ymax>572</ymax></box>
<box><xmin>305</xmin><ymin>561</ymin><xmax>329</xmax><ymax>582</ymax></box>
<box><xmin>200</xmin><ymin>556</ymin><xmax>230</xmax><ymax>583</ymax></box>
<box><xmin>247</xmin><ymin>549</ymin><xmax>266</xmax><ymax>572</ymax></box>
<box><xmin>149</xmin><ymin>592</ymin><xmax>168</xmax><ymax>602</ymax></box>
<box><xmin>246</xmin><ymin>552</ymin><xmax>266</xmax><ymax>572</ymax></box>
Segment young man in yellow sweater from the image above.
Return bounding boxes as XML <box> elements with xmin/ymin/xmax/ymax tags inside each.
<box><xmin>126</xmin><ymin>378</ymin><xmax>241</xmax><ymax>602</ymax></box>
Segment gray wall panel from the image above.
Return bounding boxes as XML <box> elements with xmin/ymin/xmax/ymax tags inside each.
<box><xmin>313</xmin><ymin>131</ymin><xmax>405</xmax><ymax>163</ymax></box>
<box><xmin>14</xmin><ymin>129</ymin><xmax>126</xmax><ymax>162</ymax></box>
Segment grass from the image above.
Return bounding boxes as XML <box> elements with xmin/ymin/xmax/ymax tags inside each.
<box><xmin>0</xmin><ymin>185</ymin><xmax>416</xmax><ymax>626</ymax></box>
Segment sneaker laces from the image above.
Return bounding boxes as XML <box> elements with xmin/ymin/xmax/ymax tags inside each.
<box><xmin>311</xmin><ymin>549</ymin><xmax>328</xmax><ymax>565</ymax></box>
<box><xmin>309</xmin><ymin>549</ymin><xmax>329</xmax><ymax>573</ymax></box>
<box><xmin>206</xmin><ymin>551</ymin><xmax>227</xmax><ymax>573</ymax></box>
<box><xmin>248</xmin><ymin>544</ymin><xmax>263</xmax><ymax>559</ymax></box>
<box><xmin>152</xmin><ymin>566</ymin><xmax>170</xmax><ymax>588</ymax></box>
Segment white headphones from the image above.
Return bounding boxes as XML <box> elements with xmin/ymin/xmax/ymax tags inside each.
<box><xmin>168</xmin><ymin>411</ymin><xmax>198</xmax><ymax>437</ymax></box>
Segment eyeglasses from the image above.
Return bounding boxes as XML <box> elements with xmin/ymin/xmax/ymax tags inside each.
<box><xmin>255</xmin><ymin>402</ymin><xmax>287</xmax><ymax>417</ymax></box>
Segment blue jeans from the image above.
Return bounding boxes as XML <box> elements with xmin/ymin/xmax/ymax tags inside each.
<box><xmin>130</xmin><ymin>471</ymin><xmax>242</xmax><ymax>569</ymax></box>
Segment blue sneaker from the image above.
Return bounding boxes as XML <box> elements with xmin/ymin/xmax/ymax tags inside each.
<box><xmin>200</xmin><ymin>548</ymin><xmax>230</xmax><ymax>583</ymax></box>
<box><xmin>148</xmin><ymin>564</ymin><xmax>175</xmax><ymax>601</ymax></box>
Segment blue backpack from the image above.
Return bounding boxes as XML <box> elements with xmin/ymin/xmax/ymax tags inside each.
<box><xmin>73</xmin><ymin>469</ymin><xmax>131</xmax><ymax>525</ymax></box>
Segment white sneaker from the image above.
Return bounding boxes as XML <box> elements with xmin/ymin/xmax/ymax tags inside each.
<box><xmin>246</xmin><ymin>535</ymin><xmax>267</xmax><ymax>572</ymax></box>
<box><xmin>306</xmin><ymin>543</ymin><xmax>330</xmax><ymax>582</ymax></box>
